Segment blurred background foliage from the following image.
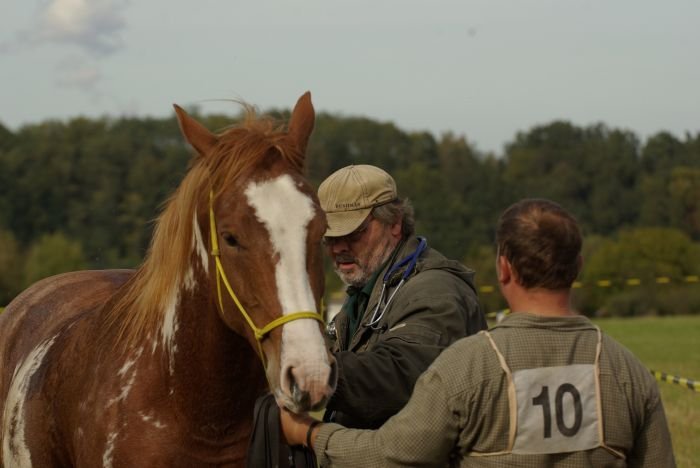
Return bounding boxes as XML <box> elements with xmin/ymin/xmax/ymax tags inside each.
<box><xmin>1</xmin><ymin>110</ymin><xmax>699</xmax><ymax>316</ymax></box>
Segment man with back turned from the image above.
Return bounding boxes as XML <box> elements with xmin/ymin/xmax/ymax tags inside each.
<box><xmin>284</xmin><ymin>198</ymin><xmax>675</xmax><ymax>467</ymax></box>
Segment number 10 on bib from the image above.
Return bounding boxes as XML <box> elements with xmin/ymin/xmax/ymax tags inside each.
<box><xmin>511</xmin><ymin>364</ymin><xmax>601</xmax><ymax>454</ymax></box>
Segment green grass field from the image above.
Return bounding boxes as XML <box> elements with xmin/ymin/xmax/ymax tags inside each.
<box><xmin>594</xmin><ymin>315</ymin><xmax>699</xmax><ymax>467</ymax></box>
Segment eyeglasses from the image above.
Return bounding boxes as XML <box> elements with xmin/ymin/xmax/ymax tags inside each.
<box><xmin>323</xmin><ymin>216</ymin><xmax>373</xmax><ymax>246</ymax></box>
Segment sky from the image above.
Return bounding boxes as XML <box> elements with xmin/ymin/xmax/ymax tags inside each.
<box><xmin>1</xmin><ymin>0</ymin><xmax>699</xmax><ymax>154</ymax></box>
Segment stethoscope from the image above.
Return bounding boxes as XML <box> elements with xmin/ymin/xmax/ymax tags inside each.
<box><xmin>364</xmin><ymin>237</ymin><xmax>428</xmax><ymax>330</ymax></box>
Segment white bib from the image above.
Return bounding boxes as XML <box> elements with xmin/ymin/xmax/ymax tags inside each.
<box><xmin>511</xmin><ymin>364</ymin><xmax>600</xmax><ymax>455</ymax></box>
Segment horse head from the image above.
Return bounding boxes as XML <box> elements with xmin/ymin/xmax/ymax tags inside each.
<box><xmin>174</xmin><ymin>92</ymin><xmax>336</xmax><ymax>413</ymax></box>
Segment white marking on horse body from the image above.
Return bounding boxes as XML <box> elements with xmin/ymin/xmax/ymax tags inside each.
<box><xmin>103</xmin><ymin>431</ymin><xmax>118</xmax><ymax>468</ymax></box>
<box><xmin>107</xmin><ymin>376</ymin><xmax>136</xmax><ymax>407</ymax></box>
<box><xmin>152</xmin><ymin>419</ymin><xmax>166</xmax><ymax>429</ymax></box>
<box><xmin>192</xmin><ymin>211</ymin><xmax>209</xmax><ymax>274</ymax></box>
<box><xmin>184</xmin><ymin>266</ymin><xmax>195</xmax><ymax>291</ymax></box>
<box><xmin>2</xmin><ymin>336</ymin><xmax>58</xmax><ymax>468</ymax></box>
<box><xmin>107</xmin><ymin>348</ymin><xmax>143</xmax><ymax>407</ymax></box>
<box><xmin>159</xmin><ymin>290</ymin><xmax>179</xmax><ymax>376</ymax></box>
<box><xmin>138</xmin><ymin>411</ymin><xmax>167</xmax><ymax>429</ymax></box>
<box><xmin>184</xmin><ymin>212</ymin><xmax>209</xmax><ymax>291</ymax></box>
<box><xmin>117</xmin><ymin>353</ymin><xmax>138</xmax><ymax>376</ymax></box>
<box><xmin>245</xmin><ymin>175</ymin><xmax>330</xmax><ymax>395</ymax></box>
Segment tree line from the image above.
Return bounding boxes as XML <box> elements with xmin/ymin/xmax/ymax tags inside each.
<box><xmin>1</xmin><ymin>109</ymin><xmax>699</xmax><ymax>316</ymax></box>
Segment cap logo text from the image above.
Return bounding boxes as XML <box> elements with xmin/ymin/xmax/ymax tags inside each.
<box><xmin>335</xmin><ymin>202</ymin><xmax>362</xmax><ymax>209</ymax></box>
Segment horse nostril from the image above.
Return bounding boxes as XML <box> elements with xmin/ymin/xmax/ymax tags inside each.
<box><xmin>287</xmin><ymin>366</ymin><xmax>311</xmax><ymax>410</ymax></box>
<box><xmin>286</xmin><ymin>366</ymin><xmax>297</xmax><ymax>395</ymax></box>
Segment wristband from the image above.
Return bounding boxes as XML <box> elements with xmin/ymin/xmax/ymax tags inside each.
<box><xmin>306</xmin><ymin>420</ymin><xmax>320</xmax><ymax>449</ymax></box>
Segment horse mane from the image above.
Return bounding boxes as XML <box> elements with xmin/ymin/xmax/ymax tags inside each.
<box><xmin>107</xmin><ymin>105</ymin><xmax>306</xmax><ymax>348</ymax></box>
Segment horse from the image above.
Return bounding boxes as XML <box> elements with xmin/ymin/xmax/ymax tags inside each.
<box><xmin>0</xmin><ymin>92</ymin><xmax>337</xmax><ymax>467</ymax></box>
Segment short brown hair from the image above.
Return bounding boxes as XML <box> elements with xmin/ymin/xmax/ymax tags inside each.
<box><xmin>496</xmin><ymin>199</ymin><xmax>582</xmax><ymax>290</ymax></box>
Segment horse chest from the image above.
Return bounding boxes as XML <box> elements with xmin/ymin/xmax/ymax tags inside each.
<box><xmin>65</xmin><ymin>364</ymin><xmax>255</xmax><ymax>467</ymax></box>
<box><xmin>74</xmin><ymin>411</ymin><xmax>251</xmax><ymax>468</ymax></box>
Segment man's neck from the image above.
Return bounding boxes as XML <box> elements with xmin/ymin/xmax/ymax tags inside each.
<box><xmin>507</xmin><ymin>287</ymin><xmax>576</xmax><ymax>317</ymax></box>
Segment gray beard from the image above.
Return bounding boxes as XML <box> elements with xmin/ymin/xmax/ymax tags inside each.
<box><xmin>336</xmin><ymin>237</ymin><xmax>395</xmax><ymax>288</ymax></box>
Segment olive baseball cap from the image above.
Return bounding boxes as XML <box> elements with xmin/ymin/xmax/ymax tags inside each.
<box><xmin>318</xmin><ymin>165</ymin><xmax>398</xmax><ymax>237</ymax></box>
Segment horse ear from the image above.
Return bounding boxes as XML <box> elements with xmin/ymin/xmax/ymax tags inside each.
<box><xmin>173</xmin><ymin>104</ymin><xmax>218</xmax><ymax>157</ymax></box>
<box><xmin>287</xmin><ymin>91</ymin><xmax>315</xmax><ymax>156</ymax></box>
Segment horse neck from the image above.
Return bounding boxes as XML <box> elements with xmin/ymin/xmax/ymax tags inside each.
<box><xmin>165</xmin><ymin>274</ymin><xmax>267</xmax><ymax>427</ymax></box>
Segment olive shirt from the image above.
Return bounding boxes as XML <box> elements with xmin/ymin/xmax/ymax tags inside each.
<box><xmin>315</xmin><ymin>313</ymin><xmax>675</xmax><ymax>467</ymax></box>
<box><xmin>325</xmin><ymin>236</ymin><xmax>486</xmax><ymax>429</ymax></box>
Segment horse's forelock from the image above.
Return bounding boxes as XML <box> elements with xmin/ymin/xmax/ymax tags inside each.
<box><xmin>212</xmin><ymin>112</ymin><xmax>305</xmax><ymax>178</ymax></box>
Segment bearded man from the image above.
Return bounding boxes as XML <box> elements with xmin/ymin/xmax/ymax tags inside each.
<box><xmin>318</xmin><ymin>164</ymin><xmax>486</xmax><ymax>429</ymax></box>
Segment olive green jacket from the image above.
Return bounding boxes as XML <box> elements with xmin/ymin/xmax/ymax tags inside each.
<box><xmin>325</xmin><ymin>237</ymin><xmax>486</xmax><ymax>429</ymax></box>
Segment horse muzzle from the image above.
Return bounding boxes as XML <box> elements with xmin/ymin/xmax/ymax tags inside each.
<box><xmin>277</xmin><ymin>355</ymin><xmax>337</xmax><ymax>413</ymax></box>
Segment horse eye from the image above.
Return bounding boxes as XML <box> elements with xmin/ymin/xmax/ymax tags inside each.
<box><xmin>222</xmin><ymin>232</ymin><xmax>238</xmax><ymax>247</ymax></box>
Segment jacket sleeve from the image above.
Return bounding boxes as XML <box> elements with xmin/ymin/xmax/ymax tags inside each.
<box><xmin>316</xmin><ymin>365</ymin><xmax>459</xmax><ymax>467</ymax></box>
<box><xmin>628</xmin><ymin>386</ymin><xmax>676</xmax><ymax>467</ymax></box>
<box><xmin>326</xmin><ymin>269</ymin><xmax>484</xmax><ymax>428</ymax></box>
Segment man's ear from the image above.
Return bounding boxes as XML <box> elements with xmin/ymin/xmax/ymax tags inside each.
<box><xmin>497</xmin><ymin>255</ymin><xmax>512</xmax><ymax>285</ymax></box>
<box><xmin>389</xmin><ymin>219</ymin><xmax>402</xmax><ymax>238</ymax></box>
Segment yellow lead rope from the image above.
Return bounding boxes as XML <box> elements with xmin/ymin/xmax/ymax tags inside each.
<box><xmin>209</xmin><ymin>191</ymin><xmax>324</xmax><ymax>363</ymax></box>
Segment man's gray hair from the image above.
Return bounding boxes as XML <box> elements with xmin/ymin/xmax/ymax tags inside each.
<box><xmin>371</xmin><ymin>198</ymin><xmax>415</xmax><ymax>238</ymax></box>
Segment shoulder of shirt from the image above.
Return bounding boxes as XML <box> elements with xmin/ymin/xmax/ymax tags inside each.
<box><xmin>426</xmin><ymin>333</ymin><xmax>499</xmax><ymax>392</ymax></box>
<box><xmin>437</xmin><ymin>332</ymin><xmax>491</xmax><ymax>358</ymax></box>
<box><xmin>599</xmin><ymin>333</ymin><xmax>658</xmax><ymax>387</ymax></box>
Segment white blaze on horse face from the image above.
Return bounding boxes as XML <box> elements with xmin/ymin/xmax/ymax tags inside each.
<box><xmin>245</xmin><ymin>175</ymin><xmax>318</xmax><ymax>314</ymax></box>
<box><xmin>2</xmin><ymin>336</ymin><xmax>57</xmax><ymax>468</ymax></box>
<box><xmin>245</xmin><ymin>175</ymin><xmax>331</xmax><ymax>398</ymax></box>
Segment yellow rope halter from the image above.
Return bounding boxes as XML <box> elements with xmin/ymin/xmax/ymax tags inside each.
<box><xmin>208</xmin><ymin>191</ymin><xmax>324</xmax><ymax>363</ymax></box>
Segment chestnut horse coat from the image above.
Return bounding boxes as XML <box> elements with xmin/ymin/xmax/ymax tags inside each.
<box><xmin>0</xmin><ymin>92</ymin><xmax>335</xmax><ymax>467</ymax></box>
